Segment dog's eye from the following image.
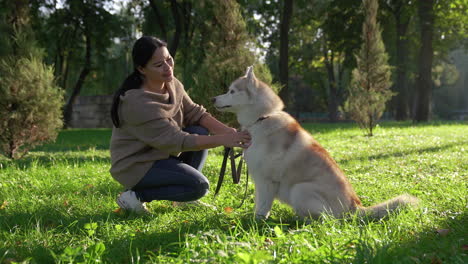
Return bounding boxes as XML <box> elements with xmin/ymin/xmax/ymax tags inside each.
<box><xmin>230</xmin><ymin>90</ymin><xmax>235</xmax><ymax>94</ymax></box>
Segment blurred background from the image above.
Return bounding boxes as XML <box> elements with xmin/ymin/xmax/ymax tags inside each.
<box><xmin>1</xmin><ymin>0</ymin><xmax>466</xmax><ymax>128</ymax></box>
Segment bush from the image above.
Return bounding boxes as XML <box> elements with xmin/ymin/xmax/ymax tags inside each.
<box><xmin>183</xmin><ymin>0</ymin><xmax>279</xmax><ymax>126</ymax></box>
<box><xmin>0</xmin><ymin>56</ymin><xmax>64</xmax><ymax>159</ymax></box>
<box><xmin>343</xmin><ymin>0</ymin><xmax>393</xmax><ymax>136</ymax></box>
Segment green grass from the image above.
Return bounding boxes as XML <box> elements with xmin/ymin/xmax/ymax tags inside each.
<box><xmin>0</xmin><ymin>122</ymin><xmax>467</xmax><ymax>263</ymax></box>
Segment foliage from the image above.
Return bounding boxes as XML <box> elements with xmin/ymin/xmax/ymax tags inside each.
<box><xmin>0</xmin><ymin>55</ymin><xmax>64</xmax><ymax>159</ymax></box>
<box><xmin>0</xmin><ymin>122</ymin><xmax>467</xmax><ymax>263</ymax></box>
<box><xmin>344</xmin><ymin>0</ymin><xmax>394</xmax><ymax>136</ymax></box>
<box><xmin>184</xmin><ymin>0</ymin><xmax>279</xmax><ymax>126</ymax></box>
<box><xmin>0</xmin><ymin>1</ymin><xmax>63</xmax><ymax>159</ymax></box>
<box><xmin>433</xmin><ymin>0</ymin><xmax>468</xmax><ymax>56</ymax></box>
<box><xmin>17</xmin><ymin>0</ymin><xmax>468</xmax><ymax>122</ymax></box>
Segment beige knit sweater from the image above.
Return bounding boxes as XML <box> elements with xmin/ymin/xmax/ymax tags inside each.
<box><xmin>109</xmin><ymin>78</ymin><xmax>209</xmax><ymax>188</ymax></box>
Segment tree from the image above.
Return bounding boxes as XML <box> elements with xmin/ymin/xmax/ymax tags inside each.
<box><xmin>344</xmin><ymin>0</ymin><xmax>393</xmax><ymax>136</ymax></box>
<box><xmin>278</xmin><ymin>0</ymin><xmax>293</xmax><ymax>109</ymax></box>
<box><xmin>30</xmin><ymin>0</ymin><xmax>124</xmax><ymax>127</ymax></box>
<box><xmin>239</xmin><ymin>0</ymin><xmax>362</xmax><ymax>121</ymax></box>
<box><xmin>318</xmin><ymin>0</ymin><xmax>363</xmax><ymax>122</ymax></box>
<box><xmin>187</xmin><ymin>0</ymin><xmax>277</xmax><ymax>125</ymax></box>
<box><xmin>382</xmin><ymin>0</ymin><xmax>414</xmax><ymax>120</ymax></box>
<box><xmin>61</xmin><ymin>0</ymin><xmax>122</xmax><ymax>127</ymax></box>
<box><xmin>147</xmin><ymin>0</ymin><xmax>182</xmax><ymax>57</ymax></box>
<box><xmin>413</xmin><ymin>0</ymin><xmax>435</xmax><ymax>122</ymax></box>
<box><xmin>0</xmin><ymin>0</ymin><xmax>63</xmax><ymax>159</ymax></box>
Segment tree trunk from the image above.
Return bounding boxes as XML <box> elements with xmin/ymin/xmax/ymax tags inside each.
<box><xmin>169</xmin><ymin>0</ymin><xmax>182</xmax><ymax>57</ymax></box>
<box><xmin>394</xmin><ymin>7</ymin><xmax>411</xmax><ymax>120</ymax></box>
<box><xmin>324</xmin><ymin>47</ymin><xmax>339</xmax><ymax>122</ymax></box>
<box><xmin>414</xmin><ymin>0</ymin><xmax>434</xmax><ymax>122</ymax></box>
<box><xmin>383</xmin><ymin>0</ymin><xmax>412</xmax><ymax>120</ymax></box>
<box><xmin>63</xmin><ymin>33</ymin><xmax>91</xmax><ymax>128</ymax></box>
<box><xmin>278</xmin><ymin>0</ymin><xmax>293</xmax><ymax>109</ymax></box>
<box><xmin>148</xmin><ymin>0</ymin><xmax>168</xmax><ymax>41</ymax></box>
<box><xmin>326</xmin><ymin>61</ymin><xmax>339</xmax><ymax>122</ymax></box>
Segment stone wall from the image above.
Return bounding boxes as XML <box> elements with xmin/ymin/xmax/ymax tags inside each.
<box><xmin>69</xmin><ymin>95</ymin><xmax>113</xmax><ymax>128</ymax></box>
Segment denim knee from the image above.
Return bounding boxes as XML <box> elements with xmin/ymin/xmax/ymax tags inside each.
<box><xmin>191</xmin><ymin>181</ymin><xmax>210</xmax><ymax>201</ymax></box>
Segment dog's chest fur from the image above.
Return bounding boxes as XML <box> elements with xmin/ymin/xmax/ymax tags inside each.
<box><xmin>243</xmin><ymin>112</ymin><xmax>300</xmax><ymax>182</ymax></box>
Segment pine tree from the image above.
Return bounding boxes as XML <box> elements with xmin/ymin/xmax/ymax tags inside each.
<box><xmin>188</xmin><ymin>0</ymin><xmax>278</xmax><ymax>125</ymax></box>
<box><xmin>344</xmin><ymin>0</ymin><xmax>394</xmax><ymax>136</ymax></box>
<box><xmin>0</xmin><ymin>1</ymin><xmax>63</xmax><ymax>159</ymax></box>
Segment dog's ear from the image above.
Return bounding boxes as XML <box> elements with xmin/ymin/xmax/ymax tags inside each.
<box><xmin>245</xmin><ymin>66</ymin><xmax>255</xmax><ymax>81</ymax></box>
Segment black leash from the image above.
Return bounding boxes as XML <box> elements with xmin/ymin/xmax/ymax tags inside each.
<box><xmin>214</xmin><ymin>147</ymin><xmax>249</xmax><ymax>208</ymax></box>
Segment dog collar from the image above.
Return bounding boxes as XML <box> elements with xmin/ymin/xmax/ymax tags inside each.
<box><xmin>256</xmin><ymin>116</ymin><xmax>269</xmax><ymax>123</ymax></box>
<box><xmin>244</xmin><ymin>116</ymin><xmax>270</xmax><ymax>130</ymax></box>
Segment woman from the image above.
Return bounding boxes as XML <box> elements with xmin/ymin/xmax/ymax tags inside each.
<box><xmin>110</xmin><ymin>36</ymin><xmax>250</xmax><ymax>213</ymax></box>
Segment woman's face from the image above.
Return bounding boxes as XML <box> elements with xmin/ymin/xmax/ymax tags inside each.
<box><xmin>139</xmin><ymin>46</ymin><xmax>173</xmax><ymax>84</ymax></box>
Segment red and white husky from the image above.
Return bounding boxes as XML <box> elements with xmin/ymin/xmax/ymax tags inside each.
<box><xmin>213</xmin><ymin>66</ymin><xmax>418</xmax><ymax>220</ymax></box>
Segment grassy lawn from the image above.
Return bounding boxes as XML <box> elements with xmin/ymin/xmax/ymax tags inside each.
<box><xmin>0</xmin><ymin>122</ymin><xmax>467</xmax><ymax>263</ymax></box>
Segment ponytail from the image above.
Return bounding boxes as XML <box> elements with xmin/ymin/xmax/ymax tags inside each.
<box><xmin>110</xmin><ymin>70</ymin><xmax>143</xmax><ymax>127</ymax></box>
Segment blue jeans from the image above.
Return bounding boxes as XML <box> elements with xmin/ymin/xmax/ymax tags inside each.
<box><xmin>132</xmin><ymin>126</ymin><xmax>210</xmax><ymax>202</ymax></box>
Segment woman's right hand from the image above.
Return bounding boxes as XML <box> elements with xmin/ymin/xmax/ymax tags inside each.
<box><xmin>222</xmin><ymin>130</ymin><xmax>251</xmax><ymax>149</ymax></box>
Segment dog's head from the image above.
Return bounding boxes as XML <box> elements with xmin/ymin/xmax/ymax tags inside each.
<box><xmin>213</xmin><ymin>66</ymin><xmax>283</xmax><ymax>114</ymax></box>
<box><xmin>213</xmin><ymin>66</ymin><xmax>256</xmax><ymax>113</ymax></box>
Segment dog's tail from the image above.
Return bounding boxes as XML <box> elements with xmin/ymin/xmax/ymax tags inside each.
<box><xmin>356</xmin><ymin>194</ymin><xmax>419</xmax><ymax>219</ymax></box>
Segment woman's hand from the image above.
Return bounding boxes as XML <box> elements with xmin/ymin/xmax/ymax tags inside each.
<box><xmin>192</xmin><ymin>126</ymin><xmax>251</xmax><ymax>150</ymax></box>
<box><xmin>221</xmin><ymin>130</ymin><xmax>251</xmax><ymax>149</ymax></box>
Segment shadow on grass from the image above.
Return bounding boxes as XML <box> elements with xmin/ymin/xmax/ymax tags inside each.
<box><xmin>337</xmin><ymin>141</ymin><xmax>467</xmax><ymax>165</ymax></box>
<box><xmin>1</xmin><ymin>200</ymin><xmax>466</xmax><ymax>263</ymax></box>
<box><xmin>302</xmin><ymin>120</ymin><xmax>468</xmax><ymax>133</ymax></box>
<box><xmin>0</xmin><ymin>203</ymin><xmax>246</xmax><ymax>263</ymax></box>
<box><xmin>352</xmin><ymin>210</ymin><xmax>467</xmax><ymax>263</ymax></box>
<box><xmin>0</xmin><ymin>152</ymin><xmax>110</xmax><ymax>170</ymax></box>
<box><xmin>33</xmin><ymin>129</ymin><xmax>112</xmax><ymax>152</ymax></box>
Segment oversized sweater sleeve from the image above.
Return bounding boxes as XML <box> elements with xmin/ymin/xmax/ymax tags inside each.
<box><xmin>181</xmin><ymin>88</ymin><xmax>210</xmax><ymax>127</ymax></box>
<box><xmin>124</xmin><ymin>118</ymin><xmax>199</xmax><ymax>154</ymax></box>
<box><xmin>119</xmin><ymin>88</ymin><xmax>200</xmax><ymax>154</ymax></box>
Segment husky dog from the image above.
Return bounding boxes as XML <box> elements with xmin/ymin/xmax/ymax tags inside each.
<box><xmin>213</xmin><ymin>66</ymin><xmax>418</xmax><ymax>220</ymax></box>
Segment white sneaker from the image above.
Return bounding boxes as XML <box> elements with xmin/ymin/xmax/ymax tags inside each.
<box><xmin>116</xmin><ymin>190</ymin><xmax>148</xmax><ymax>214</ymax></box>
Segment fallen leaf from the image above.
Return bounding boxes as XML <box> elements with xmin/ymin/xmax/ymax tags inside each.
<box><xmin>430</xmin><ymin>256</ymin><xmax>442</xmax><ymax>264</ymax></box>
<box><xmin>224</xmin><ymin>207</ymin><xmax>234</xmax><ymax>213</ymax></box>
<box><xmin>264</xmin><ymin>238</ymin><xmax>274</xmax><ymax>246</ymax></box>
<box><xmin>63</xmin><ymin>200</ymin><xmax>70</xmax><ymax>207</ymax></box>
<box><xmin>436</xmin><ymin>228</ymin><xmax>450</xmax><ymax>236</ymax></box>
<box><xmin>0</xmin><ymin>200</ymin><xmax>8</xmax><ymax>210</ymax></box>
<box><xmin>113</xmin><ymin>208</ymin><xmax>122</xmax><ymax>213</ymax></box>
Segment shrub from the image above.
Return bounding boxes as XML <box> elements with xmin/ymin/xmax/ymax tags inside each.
<box><xmin>343</xmin><ymin>0</ymin><xmax>394</xmax><ymax>136</ymax></box>
<box><xmin>0</xmin><ymin>56</ymin><xmax>64</xmax><ymax>159</ymax></box>
<box><xmin>183</xmin><ymin>0</ymin><xmax>279</xmax><ymax>126</ymax></box>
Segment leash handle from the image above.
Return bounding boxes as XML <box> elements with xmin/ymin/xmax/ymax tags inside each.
<box><xmin>214</xmin><ymin>147</ymin><xmax>231</xmax><ymax>196</ymax></box>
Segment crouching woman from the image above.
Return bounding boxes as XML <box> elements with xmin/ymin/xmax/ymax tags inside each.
<box><xmin>109</xmin><ymin>36</ymin><xmax>250</xmax><ymax>213</ymax></box>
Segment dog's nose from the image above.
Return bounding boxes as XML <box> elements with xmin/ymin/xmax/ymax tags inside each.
<box><xmin>211</xmin><ymin>97</ymin><xmax>216</xmax><ymax>103</ymax></box>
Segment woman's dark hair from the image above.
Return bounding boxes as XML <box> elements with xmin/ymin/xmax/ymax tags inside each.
<box><xmin>111</xmin><ymin>36</ymin><xmax>167</xmax><ymax>127</ymax></box>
